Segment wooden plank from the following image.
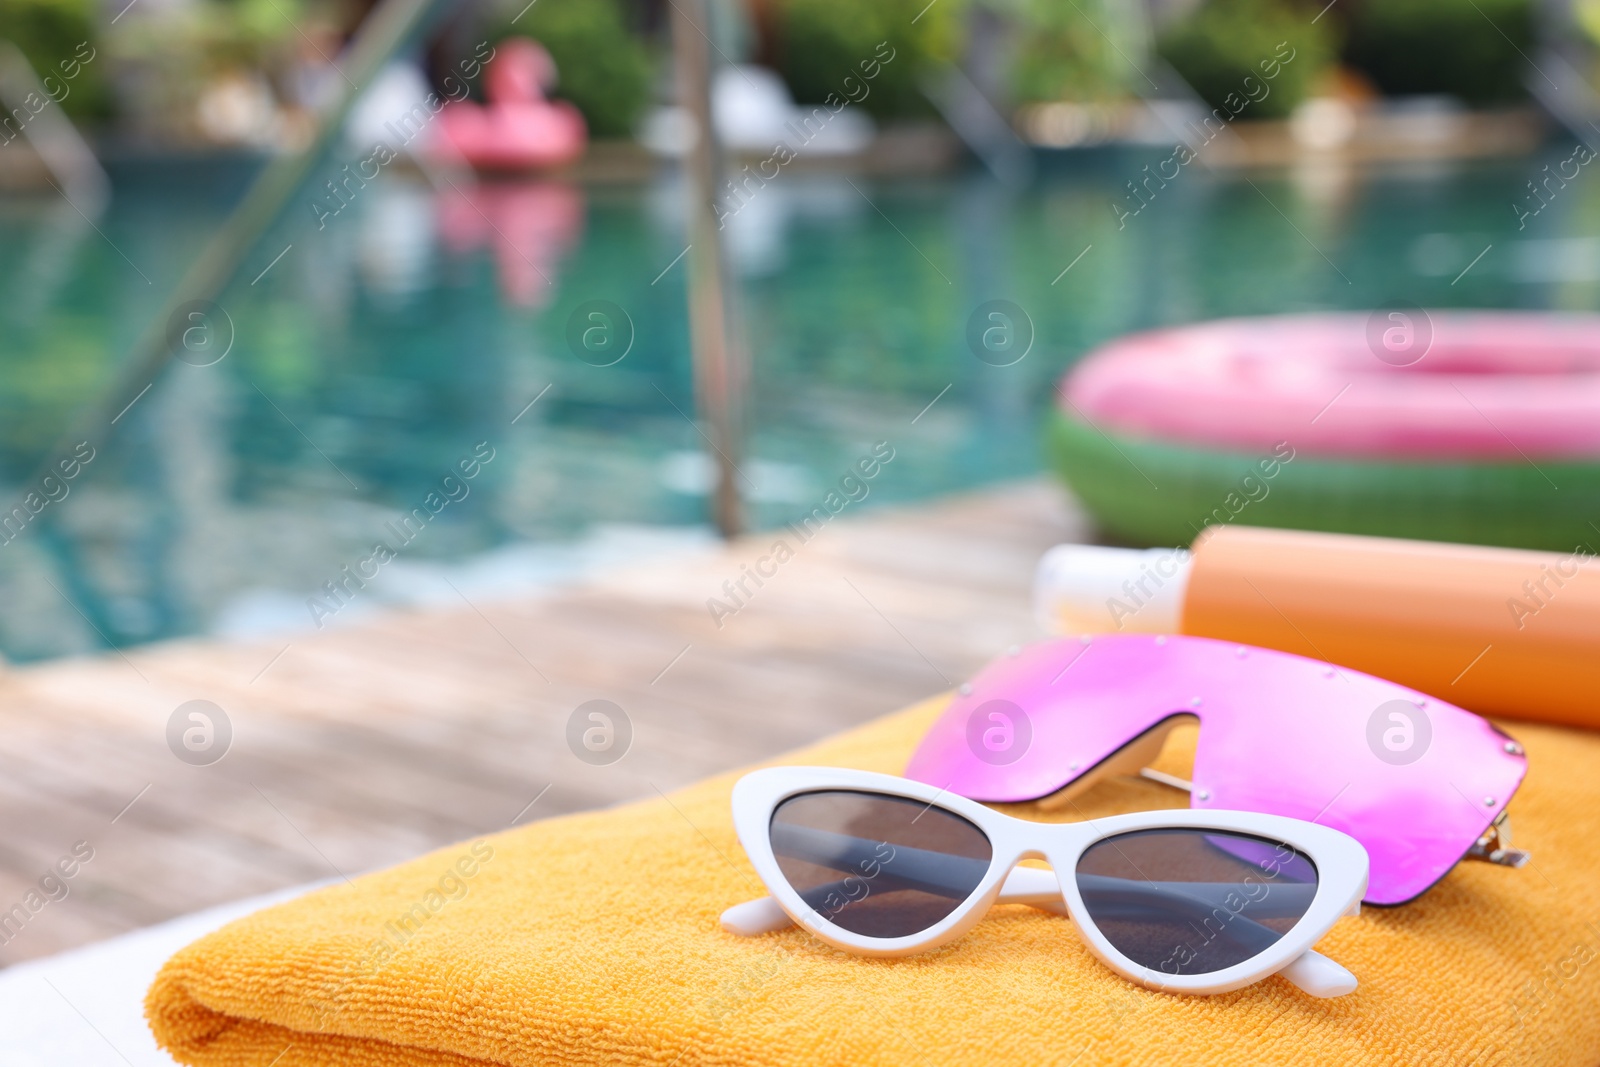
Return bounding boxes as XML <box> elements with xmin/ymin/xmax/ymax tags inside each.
<box><xmin>0</xmin><ymin>479</ymin><xmax>1084</xmax><ymax>963</ymax></box>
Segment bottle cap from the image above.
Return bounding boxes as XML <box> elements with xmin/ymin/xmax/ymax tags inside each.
<box><xmin>1033</xmin><ymin>544</ymin><xmax>1192</xmax><ymax>634</ymax></box>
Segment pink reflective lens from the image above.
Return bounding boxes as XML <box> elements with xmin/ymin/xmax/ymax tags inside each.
<box><xmin>904</xmin><ymin>635</ymin><xmax>1527</xmax><ymax>905</ymax></box>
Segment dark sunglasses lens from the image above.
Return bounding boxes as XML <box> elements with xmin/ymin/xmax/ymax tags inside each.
<box><xmin>1075</xmin><ymin>829</ymin><xmax>1318</xmax><ymax>976</ymax></box>
<box><xmin>769</xmin><ymin>790</ymin><xmax>993</xmax><ymax>939</ymax></box>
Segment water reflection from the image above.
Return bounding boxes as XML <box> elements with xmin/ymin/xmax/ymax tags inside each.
<box><xmin>0</xmin><ymin>149</ymin><xmax>1589</xmax><ymax>661</ymax></box>
<box><xmin>435</xmin><ymin>180</ymin><xmax>584</xmax><ymax>306</ymax></box>
<box><xmin>357</xmin><ymin>179</ymin><xmax>437</xmax><ymax>300</ymax></box>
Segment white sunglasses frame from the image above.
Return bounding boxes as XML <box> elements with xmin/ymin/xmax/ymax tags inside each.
<box><xmin>722</xmin><ymin>767</ymin><xmax>1369</xmax><ymax>997</ymax></box>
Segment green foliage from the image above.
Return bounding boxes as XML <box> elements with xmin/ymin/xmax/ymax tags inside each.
<box><xmin>1157</xmin><ymin>0</ymin><xmax>1338</xmax><ymax>120</ymax></box>
<box><xmin>1579</xmin><ymin>0</ymin><xmax>1600</xmax><ymax>47</ymax></box>
<box><xmin>774</xmin><ymin>0</ymin><xmax>960</xmax><ymax>119</ymax></box>
<box><xmin>110</xmin><ymin>0</ymin><xmax>307</xmax><ymax>73</ymax></box>
<box><xmin>485</xmin><ymin>0</ymin><xmax>653</xmax><ymax>138</ymax></box>
<box><xmin>1011</xmin><ymin>0</ymin><xmax>1152</xmax><ymax>104</ymax></box>
<box><xmin>0</xmin><ymin>0</ymin><xmax>108</xmax><ymax>119</ymax></box>
<box><xmin>1342</xmin><ymin>0</ymin><xmax>1531</xmax><ymax>105</ymax></box>
<box><xmin>187</xmin><ymin>0</ymin><xmax>309</xmax><ymax>71</ymax></box>
<box><xmin>105</xmin><ymin>0</ymin><xmax>310</xmax><ymax>140</ymax></box>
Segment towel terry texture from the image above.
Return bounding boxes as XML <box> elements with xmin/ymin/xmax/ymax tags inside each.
<box><xmin>148</xmin><ymin>695</ymin><xmax>1600</xmax><ymax>1066</ymax></box>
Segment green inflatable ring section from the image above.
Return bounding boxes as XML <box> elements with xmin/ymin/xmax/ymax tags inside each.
<box><xmin>1047</xmin><ymin>413</ymin><xmax>1600</xmax><ymax>552</ymax></box>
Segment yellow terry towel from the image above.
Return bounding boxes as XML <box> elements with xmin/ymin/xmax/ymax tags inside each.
<box><xmin>149</xmin><ymin>696</ymin><xmax>1600</xmax><ymax>1066</ymax></box>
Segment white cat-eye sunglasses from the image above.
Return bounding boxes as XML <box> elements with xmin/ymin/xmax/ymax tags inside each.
<box><xmin>721</xmin><ymin>767</ymin><xmax>1368</xmax><ymax>997</ymax></box>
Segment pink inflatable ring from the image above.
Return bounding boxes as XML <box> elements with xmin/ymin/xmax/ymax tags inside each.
<box><xmin>1048</xmin><ymin>312</ymin><xmax>1600</xmax><ymax>551</ymax></box>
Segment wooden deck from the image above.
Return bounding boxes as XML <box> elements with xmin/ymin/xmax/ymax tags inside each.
<box><xmin>0</xmin><ymin>478</ymin><xmax>1085</xmax><ymax>965</ymax></box>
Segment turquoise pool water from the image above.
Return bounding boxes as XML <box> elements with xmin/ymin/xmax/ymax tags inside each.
<box><xmin>0</xmin><ymin>145</ymin><xmax>1592</xmax><ymax>661</ymax></box>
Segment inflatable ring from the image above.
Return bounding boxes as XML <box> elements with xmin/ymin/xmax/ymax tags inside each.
<box><xmin>1048</xmin><ymin>313</ymin><xmax>1600</xmax><ymax>551</ymax></box>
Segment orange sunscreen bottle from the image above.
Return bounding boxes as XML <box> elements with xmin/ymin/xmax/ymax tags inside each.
<box><xmin>1035</xmin><ymin>525</ymin><xmax>1600</xmax><ymax>728</ymax></box>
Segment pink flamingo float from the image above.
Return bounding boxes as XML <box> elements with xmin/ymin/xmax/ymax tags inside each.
<box><xmin>433</xmin><ymin>38</ymin><xmax>587</xmax><ymax>171</ymax></box>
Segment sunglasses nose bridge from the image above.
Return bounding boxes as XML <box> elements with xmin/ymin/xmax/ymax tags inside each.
<box><xmin>1029</xmin><ymin>828</ymin><xmax>1081</xmax><ymax>886</ymax></box>
<box><xmin>1011</xmin><ymin>843</ymin><xmax>1050</xmax><ymax>863</ymax></box>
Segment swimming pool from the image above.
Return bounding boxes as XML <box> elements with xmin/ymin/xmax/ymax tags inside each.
<box><xmin>0</xmin><ymin>144</ymin><xmax>1588</xmax><ymax>661</ymax></box>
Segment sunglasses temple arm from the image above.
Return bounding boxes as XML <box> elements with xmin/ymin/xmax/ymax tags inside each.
<box><xmin>720</xmin><ymin>866</ymin><xmax>1067</xmax><ymax>936</ymax></box>
<box><xmin>720</xmin><ymin>895</ymin><xmax>795</xmax><ymax>935</ymax></box>
<box><xmin>1279</xmin><ymin>950</ymin><xmax>1358</xmax><ymax>998</ymax></box>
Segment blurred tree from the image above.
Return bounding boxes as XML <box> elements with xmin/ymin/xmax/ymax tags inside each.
<box><xmin>1342</xmin><ymin>0</ymin><xmax>1531</xmax><ymax>105</ymax></box>
<box><xmin>108</xmin><ymin>0</ymin><xmax>312</xmax><ymax>144</ymax></box>
<box><xmin>772</xmin><ymin>0</ymin><xmax>961</xmax><ymax>119</ymax></box>
<box><xmin>1156</xmin><ymin>0</ymin><xmax>1338</xmax><ymax>119</ymax></box>
<box><xmin>0</xmin><ymin>0</ymin><xmax>109</xmax><ymax>118</ymax></box>
<box><xmin>1011</xmin><ymin>0</ymin><xmax>1146</xmax><ymax>104</ymax></box>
